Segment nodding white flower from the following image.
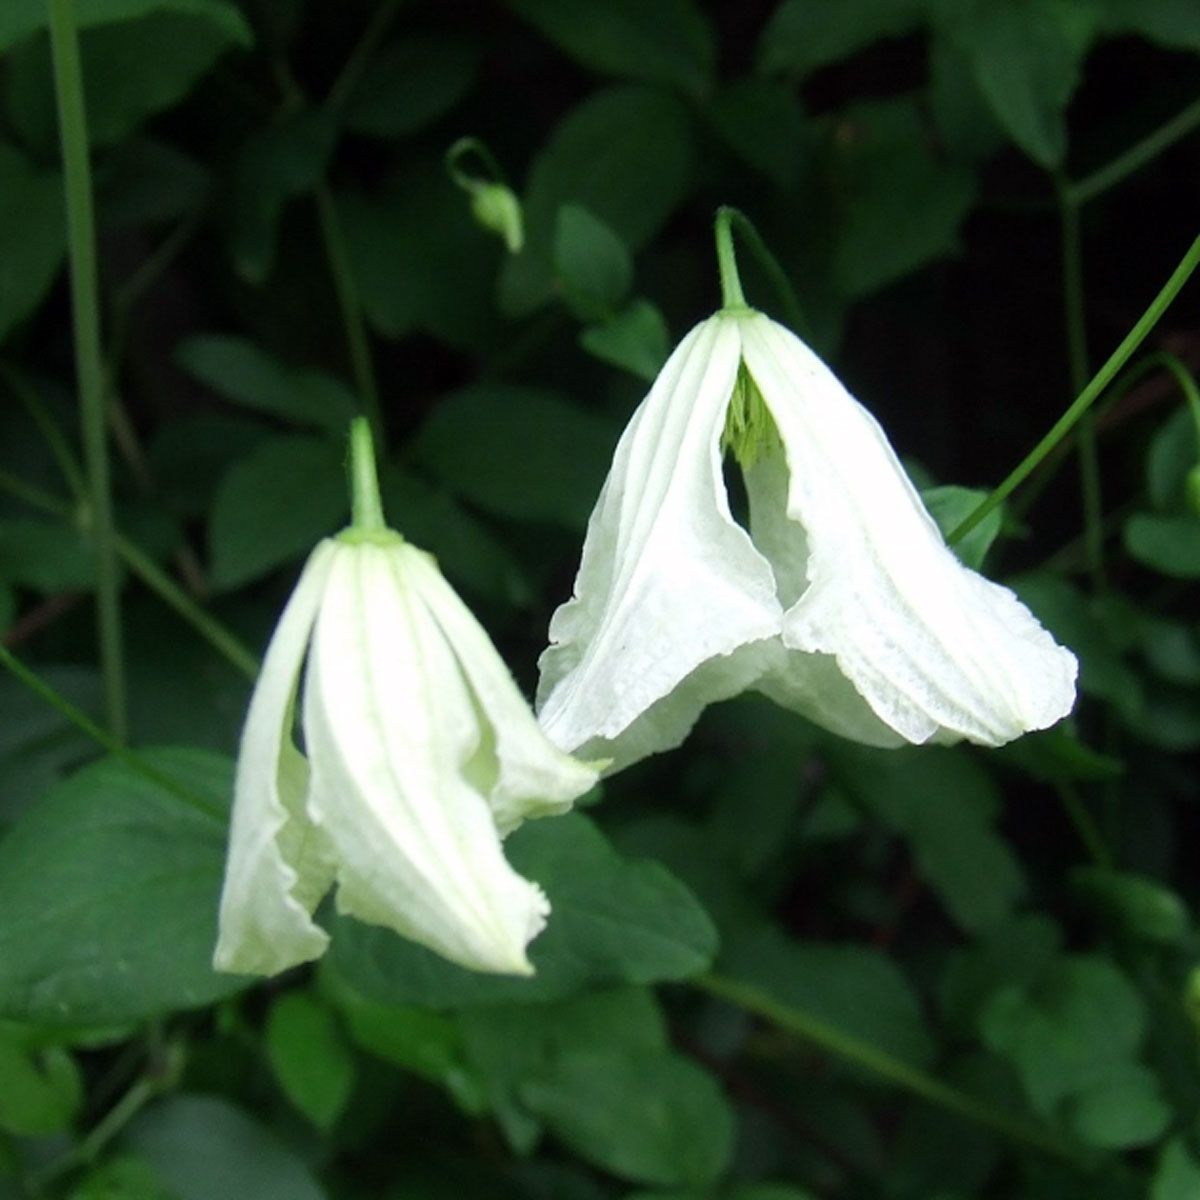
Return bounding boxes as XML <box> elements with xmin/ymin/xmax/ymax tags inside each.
<box><xmin>215</xmin><ymin>423</ymin><xmax>598</xmax><ymax>979</ymax></box>
<box><xmin>537</xmin><ymin>306</ymin><xmax>1077</xmax><ymax>771</ymax></box>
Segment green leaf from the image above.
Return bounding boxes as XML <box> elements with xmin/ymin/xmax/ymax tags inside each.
<box><xmin>709</xmin><ymin>78</ymin><xmax>811</xmax><ymax>189</ymax></box>
<box><xmin>342</xmin><ymin>37</ymin><xmax>480</xmax><ymax>138</ymax></box>
<box><xmin>339</xmin><ymin>165</ymin><xmax>500</xmax><ymax>351</ymax></box>
<box><xmin>96</xmin><ymin>139</ymin><xmax>210</xmax><ymax>230</ymax></box>
<box><xmin>148</xmin><ymin>413</ymin><xmax>271</xmax><ymax>519</ymax></box>
<box><xmin>502</xmin><ymin>0</ymin><xmax>714</xmax><ymax>97</ymax></box>
<box><xmin>1124</xmin><ymin>512</ymin><xmax>1200</xmax><ymax>578</ymax></box>
<box><xmin>0</xmin><ymin>1024</ymin><xmax>82</xmax><ymax>1135</ymax></box>
<box><xmin>521</xmin><ymin>1050</ymin><xmax>733</xmax><ymax>1187</ymax></box>
<box><xmin>412</xmin><ymin>386</ymin><xmax>619</xmax><ymax>530</ymax></box>
<box><xmin>499</xmin><ymin>85</ymin><xmax>695</xmax><ymax>315</ymax></box>
<box><xmin>0</xmin><ymin>0</ymin><xmax>250</xmax><ymax>55</ymax></box>
<box><xmin>1067</xmin><ymin>1062</ymin><xmax>1171</xmax><ymax>1148</ymax></box>
<box><xmin>5</xmin><ymin>12</ymin><xmax>246</xmax><ymax>152</ymax></box>
<box><xmin>1146</xmin><ymin>404</ymin><xmax>1198</xmax><ymax>511</ymax></box>
<box><xmin>1094</xmin><ymin>0</ymin><xmax>1200</xmax><ymax>52</ymax></box>
<box><xmin>0</xmin><ymin>749</ymin><xmax>242</xmax><ymax>1026</ymax></box>
<box><xmin>723</xmin><ymin>925</ymin><xmax>935</xmax><ymax>1068</ymax></box>
<box><xmin>1071</xmin><ymin>867</ymin><xmax>1190</xmax><ymax>945</ymax></box>
<box><xmin>757</xmin><ymin>0</ymin><xmax>926</xmax><ymax>74</ymax></box>
<box><xmin>833</xmin><ymin>745</ymin><xmax>1026</xmax><ymax>933</ymax></box>
<box><xmin>227</xmin><ymin>110</ymin><xmax>337</xmax><ymax>285</ymax></box>
<box><xmin>554</xmin><ymin>205</ymin><xmax>633</xmax><ymax>321</ymax></box>
<box><xmin>579</xmin><ymin>299</ymin><xmax>670</xmax><ymax>381</ymax></box>
<box><xmin>1153</xmin><ymin>1139</ymin><xmax>1200</xmax><ymax>1200</ymax></box>
<box><xmin>829</xmin><ymin>98</ymin><xmax>976</xmax><ymax>299</ymax></box>
<box><xmin>945</xmin><ymin>0</ymin><xmax>1093</xmax><ymax>167</ymax></box>
<box><xmin>0</xmin><ymin>517</ymin><xmax>94</xmax><ymax>592</ymax></box>
<box><xmin>1138</xmin><ymin>615</ymin><xmax>1200</xmax><ymax>686</ymax></box>
<box><xmin>265</xmin><ymin>991</ymin><xmax>357</xmax><ymax>1130</ymax></box>
<box><xmin>176</xmin><ymin>335</ymin><xmax>357</xmax><ymax>434</ymax></box>
<box><xmin>69</xmin><ymin>1156</ymin><xmax>176</xmax><ymax>1200</ymax></box>
<box><xmin>208</xmin><ymin>433</ymin><xmax>347</xmax><ymax>590</ymax></box>
<box><xmin>328</xmin><ymin>813</ymin><xmax>719</xmax><ymax>1008</ymax></box>
<box><xmin>127</xmin><ymin>1095</ymin><xmax>328</xmax><ymax>1200</ymax></box>
<box><xmin>922</xmin><ymin>485</ymin><xmax>1004</xmax><ymax>569</ymax></box>
<box><xmin>0</xmin><ymin>143</ymin><xmax>65</xmax><ymax>342</ymax></box>
<box><xmin>928</xmin><ymin>34</ymin><xmax>1007</xmax><ymax>163</ymax></box>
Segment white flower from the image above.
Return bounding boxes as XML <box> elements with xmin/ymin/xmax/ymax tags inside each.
<box><xmin>536</xmin><ymin>308</ymin><xmax>1078</xmax><ymax>770</ymax></box>
<box><xmin>214</xmin><ymin>531</ymin><xmax>599</xmax><ymax>978</ymax></box>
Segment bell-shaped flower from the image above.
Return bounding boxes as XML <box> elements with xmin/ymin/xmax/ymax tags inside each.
<box><xmin>537</xmin><ymin>285</ymin><xmax>1077</xmax><ymax>771</ymax></box>
<box><xmin>215</xmin><ymin>421</ymin><xmax>598</xmax><ymax>978</ymax></box>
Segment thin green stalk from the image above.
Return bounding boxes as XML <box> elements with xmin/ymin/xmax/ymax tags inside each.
<box><xmin>315</xmin><ymin>183</ymin><xmax>384</xmax><ymax>442</ymax></box>
<box><xmin>0</xmin><ymin>643</ymin><xmax>221</xmax><ymax>820</ymax></box>
<box><xmin>949</xmin><ymin>234</ymin><xmax>1200</xmax><ymax>544</ymax></box>
<box><xmin>0</xmin><ymin>471</ymin><xmax>258</xmax><ymax>679</ymax></box>
<box><xmin>1055</xmin><ymin>782</ymin><xmax>1113</xmax><ymax>868</ymax></box>
<box><xmin>324</xmin><ymin>0</ymin><xmax>401</xmax><ymax>112</ymax></box>
<box><xmin>1059</xmin><ymin>183</ymin><xmax>1105</xmax><ymax>588</ymax></box>
<box><xmin>722</xmin><ymin>206</ymin><xmax>813</xmax><ymax>339</ymax></box>
<box><xmin>1070</xmin><ymin>96</ymin><xmax>1200</xmax><ymax>206</ymax></box>
<box><xmin>714</xmin><ymin>207</ymin><xmax>747</xmax><ymax>309</ymax></box>
<box><xmin>348</xmin><ymin>416</ymin><xmax>386</xmax><ymax>531</ymax></box>
<box><xmin>696</xmin><ymin>973</ymin><xmax>1091</xmax><ymax>1168</ymax></box>
<box><xmin>47</xmin><ymin>0</ymin><xmax>126</xmax><ymax>739</ymax></box>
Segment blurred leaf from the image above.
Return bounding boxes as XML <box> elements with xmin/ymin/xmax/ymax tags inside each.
<box><xmin>0</xmin><ymin>517</ymin><xmax>93</xmax><ymax>592</ymax></box>
<box><xmin>500</xmin><ymin>85</ymin><xmax>695</xmax><ymax>315</ymax></box>
<box><xmin>1146</xmin><ymin>404</ymin><xmax>1198</xmax><ymax>511</ymax></box>
<box><xmin>944</xmin><ymin>0</ymin><xmax>1094</xmax><ymax>167</ymax></box>
<box><xmin>0</xmin><ymin>749</ymin><xmax>242</xmax><ymax>1026</ymax></box>
<box><xmin>757</xmin><ymin>0</ymin><xmax>926</xmax><ymax>74</ymax></box>
<box><xmin>1153</xmin><ymin>1139</ymin><xmax>1200</xmax><ymax>1200</ymax></box>
<box><xmin>1124</xmin><ymin>512</ymin><xmax>1200</xmax><ymax>578</ymax></box>
<box><xmin>580</xmin><ymin>299</ymin><xmax>670</xmax><ymax>381</ymax></box>
<box><xmin>1071</xmin><ymin>867</ymin><xmax>1190</xmax><ymax>945</ymax></box>
<box><xmin>5</xmin><ymin>12</ymin><xmax>247</xmax><ymax>152</ymax></box>
<box><xmin>503</xmin><ymin>0</ymin><xmax>714</xmax><ymax>97</ymax></box>
<box><xmin>342</xmin><ymin>37</ymin><xmax>480</xmax><ymax>138</ymax></box>
<box><xmin>829</xmin><ymin>98</ymin><xmax>976</xmax><ymax>299</ymax></box>
<box><xmin>1138</xmin><ymin>615</ymin><xmax>1200</xmax><ymax>686</ymax></box>
<box><xmin>993</xmin><ymin>725</ymin><xmax>1123</xmax><ymax>783</ymax></box>
<box><xmin>521</xmin><ymin>1050</ymin><xmax>733</xmax><ymax>1187</ymax></box>
<box><xmin>928</xmin><ymin>34</ymin><xmax>1007</xmax><ymax>163</ymax></box>
<box><xmin>329</xmin><ymin>813</ymin><xmax>719</xmax><ymax>1008</ymax></box>
<box><xmin>127</xmin><ymin>1095</ymin><xmax>328</xmax><ymax>1200</ymax></box>
<box><xmin>96</xmin><ymin>139</ymin><xmax>209</xmax><ymax>229</ymax></box>
<box><xmin>412</xmin><ymin>386</ymin><xmax>618</xmax><ymax>530</ymax></box>
<box><xmin>709</xmin><ymin>78</ymin><xmax>810</xmax><ymax>189</ymax></box>
<box><xmin>0</xmin><ymin>1023</ymin><xmax>82</xmax><ymax>1135</ymax></box>
<box><xmin>69</xmin><ymin>1156</ymin><xmax>176</xmax><ymax>1200</ymax></box>
<box><xmin>981</xmin><ymin>954</ymin><xmax>1168</xmax><ymax>1145</ymax></box>
<box><xmin>339</xmin><ymin>164</ymin><xmax>500</xmax><ymax>350</ymax></box>
<box><xmin>148</xmin><ymin>412</ymin><xmax>271</xmax><ymax>519</ymax></box>
<box><xmin>176</xmin><ymin>335</ymin><xmax>357</xmax><ymax>434</ymax></box>
<box><xmin>834</xmin><ymin>745</ymin><xmax>1026</xmax><ymax>933</ymax></box>
<box><xmin>265</xmin><ymin>991</ymin><xmax>357</xmax><ymax>1131</ymax></box>
<box><xmin>0</xmin><ymin>143</ymin><xmax>65</xmax><ymax>342</ymax></box>
<box><xmin>0</xmin><ymin>583</ymin><xmax>13</xmax><ymax>632</ymax></box>
<box><xmin>227</xmin><ymin>110</ymin><xmax>337</xmax><ymax>285</ymax></box>
<box><xmin>923</xmin><ymin>485</ymin><xmax>1003</xmax><ymax>569</ymax></box>
<box><xmin>208</xmin><ymin>433</ymin><xmax>347</xmax><ymax>591</ymax></box>
<box><xmin>0</xmin><ymin>0</ymin><xmax>250</xmax><ymax>54</ymax></box>
<box><xmin>722</xmin><ymin>925</ymin><xmax>935</xmax><ymax>1068</ymax></box>
<box><xmin>1094</xmin><ymin>0</ymin><xmax>1200</xmax><ymax>51</ymax></box>
<box><xmin>554</xmin><ymin>205</ymin><xmax>633</xmax><ymax>321</ymax></box>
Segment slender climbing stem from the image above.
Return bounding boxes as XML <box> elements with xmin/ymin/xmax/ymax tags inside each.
<box><xmin>47</xmin><ymin>0</ymin><xmax>126</xmax><ymax>739</ymax></box>
<box><xmin>714</xmin><ymin>207</ymin><xmax>747</xmax><ymax>309</ymax></box>
<box><xmin>696</xmin><ymin>973</ymin><xmax>1092</xmax><ymax>1168</ymax></box>
<box><xmin>949</xmin><ymin>235</ymin><xmax>1200</xmax><ymax>545</ymax></box>
<box><xmin>325</xmin><ymin>0</ymin><xmax>401</xmax><ymax>111</ymax></box>
<box><xmin>348</xmin><ymin>416</ymin><xmax>387</xmax><ymax>531</ymax></box>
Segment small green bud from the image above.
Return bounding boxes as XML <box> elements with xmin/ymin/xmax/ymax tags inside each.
<box><xmin>470</xmin><ymin>183</ymin><xmax>524</xmax><ymax>254</ymax></box>
<box><xmin>1187</xmin><ymin>464</ymin><xmax>1200</xmax><ymax>515</ymax></box>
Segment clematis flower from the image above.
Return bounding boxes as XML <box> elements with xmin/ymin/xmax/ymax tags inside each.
<box><xmin>214</xmin><ymin>420</ymin><xmax>598</xmax><ymax>978</ymax></box>
<box><xmin>537</xmin><ymin>248</ymin><xmax>1077</xmax><ymax>771</ymax></box>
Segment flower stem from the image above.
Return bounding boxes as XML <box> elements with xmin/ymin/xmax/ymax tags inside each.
<box><xmin>316</xmin><ymin>183</ymin><xmax>384</xmax><ymax>443</ymax></box>
<box><xmin>47</xmin><ymin>0</ymin><xmax>126</xmax><ymax>740</ymax></box>
<box><xmin>714</xmin><ymin>206</ymin><xmax>747</xmax><ymax>309</ymax></box>
<box><xmin>948</xmin><ymin>233</ymin><xmax>1200</xmax><ymax>545</ymax></box>
<box><xmin>348</xmin><ymin>416</ymin><xmax>387</xmax><ymax>531</ymax></box>
<box><xmin>696</xmin><ymin>972</ymin><xmax>1092</xmax><ymax>1168</ymax></box>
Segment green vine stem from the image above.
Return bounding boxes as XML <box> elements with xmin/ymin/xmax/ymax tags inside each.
<box><xmin>696</xmin><ymin>972</ymin><xmax>1093</xmax><ymax>1169</ymax></box>
<box><xmin>949</xmin><ymin>234</ymin><xmax>1200</xmax><ymax>545</ymax></box>
<box><xmin>714</xmin><ymin>207</ymin><xmax>748</xmax><ymax>309</ymax></box>
<box><xmin>714</xmin><ymin>206</ymin><xmax>813</xmax><ymax>339</ymax></box>
<box><xmin>47</xmin><ymin>0</ymin><xmax>126</xmax><ymax>739</ymax></box>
